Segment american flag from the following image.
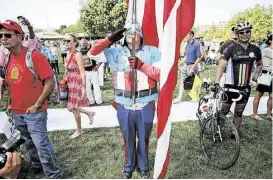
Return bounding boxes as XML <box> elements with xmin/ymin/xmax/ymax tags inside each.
<box><xmin>126</xmin><ymin>0</ymin><xmax>195</xmax><ymax>178</ymax></box>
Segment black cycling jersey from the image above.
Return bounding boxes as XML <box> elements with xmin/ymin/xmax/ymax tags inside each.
<box><xmin>221</xmin><ymin>43</ymin><xmax>262</xmax><ymax>87</ymax></box>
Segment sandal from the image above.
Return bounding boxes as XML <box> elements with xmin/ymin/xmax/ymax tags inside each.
<box><xmin>69</xmin><ymin>131</ymin><xmax>83</xmax><ymax>139</ymax></box>
<box><xmin>88</xmin><ymin>112</ymin><xmax>95</xmax><ymax>125</ymax></box>
<box><xmin>252</xmin><ymin>115</ymin><xmax>263</xmax><ymax>121</ymax></box>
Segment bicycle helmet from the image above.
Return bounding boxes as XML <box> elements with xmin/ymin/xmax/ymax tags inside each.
<box><xmin>235</xmin><ymin>21</ymin><xmax>253</xmax><ymax>33</ymax></box>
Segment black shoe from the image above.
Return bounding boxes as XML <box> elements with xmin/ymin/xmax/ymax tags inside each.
<box><xmin>139</xmin><ymin>170</ymin><xmax>150</xmax><ymax>179</ymax></box>
<box><xmin>122</xmin><ymin>171</ymin><xmax>132</xmax><ymax>179</ymax></box>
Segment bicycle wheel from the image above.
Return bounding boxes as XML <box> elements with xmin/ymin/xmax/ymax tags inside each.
<box><xmin>200</xmin><ymin>113</ymin><xmax>240</xmax><ymax>169</ymax></box>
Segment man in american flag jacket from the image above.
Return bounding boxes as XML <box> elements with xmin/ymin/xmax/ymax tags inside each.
<box><xmin>88</xmin><ymin>22</ymin><xmax>161</xmax><ymax>179</ymax></box>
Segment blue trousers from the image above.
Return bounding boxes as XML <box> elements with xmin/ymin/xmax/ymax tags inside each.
<box><xmin>117</xmin><ymin>102</ymin><xmax>154</xmax><ymax>173</ymax></box>
<box><xmin>11</xmin><ymin>111</ymin><xmax>63</xmax><ymax>179</ymax></box>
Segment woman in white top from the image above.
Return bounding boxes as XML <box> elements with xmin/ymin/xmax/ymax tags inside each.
<box><xmin>253</xmin><ymin>34</ymin><xmax>272</xmax><ymax>120</ymax></box>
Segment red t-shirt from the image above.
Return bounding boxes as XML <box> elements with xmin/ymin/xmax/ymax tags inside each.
<box><xmin>5</xmin><ymin>47</ymin><xmax>53</xmax><ymax>114</ymax></box>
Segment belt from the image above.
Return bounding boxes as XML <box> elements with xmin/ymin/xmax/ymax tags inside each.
<box><xmin>123</xmin><ymin>102</ymin><xmax>148</xmax><ymax>110</ymax></box>
<box><xmin>115</xmin><ymin>87</ymin><xmax>157</xmax><ymax>98</ymax></box>
<box><xmin>186</xmin><ymin>62</ymin><xmax>195</xmax><ymax>65</ymax></box>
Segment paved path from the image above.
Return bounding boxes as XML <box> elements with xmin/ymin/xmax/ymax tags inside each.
<box><xmin>0</xmin><ymin>97</ymin><xmax>269</xmax><ymax>132</ymax></box>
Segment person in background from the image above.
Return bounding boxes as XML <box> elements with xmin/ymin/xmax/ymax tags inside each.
<box><xmin>199</xmin><ymin>41</ymin><xmax>207</xmax><ymax>71</ymax></box>
<box><xmin>259</xmin><ymin>39</ymin><xmax>267</xmax><ymax>51</ymax></box>
<box><xmin>208</xmin><ymin>49</ymin><xmax>217</xmax><ymax>65</ymax></box>
<box><xmin>36</xmin><ymin>39</ymin><xmax>52</xmax><ymax>62</ymax></box>
<box><xmin>173</xmin><ymin>30</ymin><xmax>201</xmax><ymax>104</ymax></box>
<box><xmin>81</xmin><ymin>39</ymin><xmax>103</xmax><ymax>105</ymax></box>
<box><xmin>60</xmin><ymin>41</ymin><xmax>67</xmax><ymax>64</ymax></box>
<box><xmin>63</xmin><ymin>34</ymin><xmax>96</xmax><ymax>139</ymax></box>
<box><xmin>50</xmin><ymin>42</ymin><xmax>59</xmax><ymax>74</ymax></box>
<box><xmin>253</xmin><ymin>34</ymin><xmax>272</xmax><ymax>121</ymax></box>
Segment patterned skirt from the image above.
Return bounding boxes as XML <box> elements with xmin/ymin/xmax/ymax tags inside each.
<box><xmin>67</xmin><ymin>72</ymin><xmax>89</xmax><ymax>109</ymax></box>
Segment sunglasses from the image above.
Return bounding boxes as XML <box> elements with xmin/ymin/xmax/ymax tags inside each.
<box><xmin>238</xmin><ymin>30</ymin><xmax>251</xmax><ymax>35</ymax></box>
<box><xmin>0</xmin><ymin>33</ymin><xmax>17</xmax><ymax>39</ymax></box>
<box><xmin>65</xmin><ymin>39</ymin><xmax>71</xmax><ymax>43</ymax></box>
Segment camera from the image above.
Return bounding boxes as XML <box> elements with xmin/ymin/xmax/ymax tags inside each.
<box><xmin>0</xmin><ymin>129</ymin><xmax>25</xmax><ymax>169</ymax></box>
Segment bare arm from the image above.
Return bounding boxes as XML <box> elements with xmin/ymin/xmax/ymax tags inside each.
<box><xmin>21</xmin><ymin>17</ymin><xmax>35</xmax><ymax>39</ymax></box>
<box><xmin>75</xmin><ymin>52</ymin><xmax>86</xmax><ymax>86</ymax></box>
<box><xmin>216</xmin><ymin>59</ymin><xmax>228</xmax><ymax>83</ymax></box>
<box><xmin>253</xmin><ymin>60</ymin><xmax>263</xmax><ymax>81</ymax></box>
<box><xmin>193</xmin><ymin>57</ymin><xmax>201</xmax><ymax>67</ymax></box>
<box><xmin>35</xmin><ymin>77</ymin><xmax>55</xmax><ymax>106</ymax></box>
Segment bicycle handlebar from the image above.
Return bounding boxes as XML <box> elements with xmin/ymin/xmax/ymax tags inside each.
<box><xmin>223</xmin><ymin>88</ymin><xmax>243</xmax><ymax>102</ymax></box>
<box><xmin>209</xmin><ymin>86</ymin><xmax>247</xmax><ymax>102</ymax></box>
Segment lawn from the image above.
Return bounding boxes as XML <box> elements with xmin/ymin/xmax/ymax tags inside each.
<box><xmin>0</xmin><ymin>114</ymin><xmax>270</xmax><ymax>179</ymax></box>
<box><xmin>0</xmin><ymin>55</ymin><xmax>272</xmax><ymax>178</ymax></box>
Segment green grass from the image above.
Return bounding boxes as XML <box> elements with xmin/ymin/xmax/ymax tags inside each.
<box><xmin>0</xmin><ymin>115</ymin><xmax>270</xmax><ymax>179</ymax></box>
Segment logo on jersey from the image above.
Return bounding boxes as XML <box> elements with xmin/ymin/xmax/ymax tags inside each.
<box><xmin>249</xmin><ymin>52</ymin><xmax>256</xmax><ymax>58</ymax></box>
<box><xmin>9</xmin><ymin>64</ymin><xmax>22</xmax><ymax>84</ymax></box>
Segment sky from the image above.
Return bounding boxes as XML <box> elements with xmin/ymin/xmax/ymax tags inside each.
<box><xmin>0</xmin><ymin>0</ymin><xmax>272</xmax><ymax>30</ymax></box>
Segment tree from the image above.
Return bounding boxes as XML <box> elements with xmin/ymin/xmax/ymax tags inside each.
<box><xmin>62</xmin><ymin>20</ymin><xmax>85</xmax><ymax>34</ymax></box>
<box><xmin>225</xmin><ymin>4</ymin><xmax>272</xmax><ymax>40</ymax></box>
<box><xmin>80</xmin><ymin>0</ymin><xmax>127</xmax><ymax>36</ymax></box>
<box><xmin>196</xmin><ymin>4</ymin><xmax>272</xmax><ymax>41</ymax></box>
<box><xmin>60</xmin><ymin>25</ymin><xmax>67</xmax><ymax>30</ymax></box>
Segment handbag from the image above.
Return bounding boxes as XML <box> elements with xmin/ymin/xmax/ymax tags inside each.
<box><xmin>58</xmin><ymin>51</ymin><xmax>76</xmax><ymax>101</ymax></box>
<box><xmin>257</xmin><ymin>70</ymin><xmax>272</xmax><ymax>86</ymax></box>
<box><xmin>184</xmin><ymin>74</ymin><xmax>195</xmax><ymax>90</ymax></box>
<box><xmin>58</xmin><ymin>80</ymin><xmax>68</xmax><ymax>101</ymax></box>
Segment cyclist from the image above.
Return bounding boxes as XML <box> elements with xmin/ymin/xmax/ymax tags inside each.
<box><xmin>215</xmin><ymin>21</ymin><xmax>263</xmax><ymax>136</ymax></box>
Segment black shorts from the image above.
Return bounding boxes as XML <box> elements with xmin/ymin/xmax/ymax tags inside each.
<box><xmin>256</xmin><ymin>70</ymin><xmax>272</xmax><ymax>93</ymax></box>
<box><xmin>222</xmin><ymin>85</ymin><xmax>251</xmax><ymax>104</ymax></box>
<box><xmin>256</xmin><ymin>82</ymin><xmax>272</xmax><ymax>93</ymax></box>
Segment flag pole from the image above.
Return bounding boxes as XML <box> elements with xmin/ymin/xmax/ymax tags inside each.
<box><xmin>131</xmin><ymin>0</ymin><xmax>137</xmax><ymax>109</ymax></box>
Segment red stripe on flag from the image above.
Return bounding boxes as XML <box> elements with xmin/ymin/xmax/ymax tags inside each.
<box><xmin>163</xmin><ymin>0</ymin><xmax>176</xmax><ymax>26</ymax></box>
<box><xmin>142</xmin><ymin>0</ymin><xmax>159</xmax><ymax>47</ymax></box>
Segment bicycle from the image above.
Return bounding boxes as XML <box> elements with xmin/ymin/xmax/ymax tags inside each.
<box><xmin>196</xmin><ymin>84</ymin><xmax>246</xmax><ymax>169</ymax></box>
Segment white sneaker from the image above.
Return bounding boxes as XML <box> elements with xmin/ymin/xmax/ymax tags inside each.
<box><xmin>173</xmin><ymin>98</ymin><xmax>182</xmax><ymax>104</ymax></box>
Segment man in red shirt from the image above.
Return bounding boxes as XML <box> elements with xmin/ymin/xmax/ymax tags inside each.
<box><xmin>0</xmin><ymin>20</ymin><xmax>63</xmax><ymax>179</ymax></box>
